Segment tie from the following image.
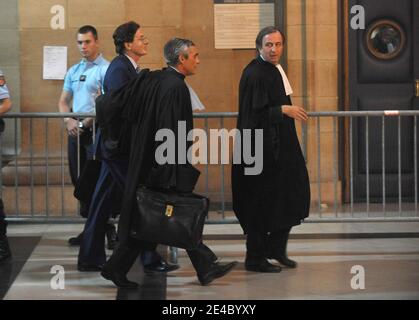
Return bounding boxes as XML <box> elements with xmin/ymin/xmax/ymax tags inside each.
<box><xmin>136</xmin><ymin>67</ymin><xmax>141</xmax><ymax>74</ymax></box>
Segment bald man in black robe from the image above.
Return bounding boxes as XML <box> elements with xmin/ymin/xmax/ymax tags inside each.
<box><xmin>232</xmin><ymin>27</ymin><xmax>310</xmax><ymax>273</ymax></box>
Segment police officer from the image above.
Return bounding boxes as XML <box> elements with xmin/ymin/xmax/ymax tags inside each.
<box><xmin>0</xmin><ymin>69</ymin><xmax>13</xmax><ymax>262</ymax></box>
<box><xmin>58</xmin><ymin>26</ymin><xmax>115</xmax><ymax>246</ymax></box>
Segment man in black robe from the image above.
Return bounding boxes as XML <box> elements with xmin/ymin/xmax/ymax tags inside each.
<box><xmin>232</xmin><ymin>26</ymin><xmax>310</xmax><ymax>273</ymax></box>
<box><xmin>101</xmin><ymin>38</ymin><xmax>237</xmax><ymax>288</ymax></box>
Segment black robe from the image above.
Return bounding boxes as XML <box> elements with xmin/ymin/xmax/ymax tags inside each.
<box><xmin>232</xmin><ymin>56</ymin><xmax>310</xmax><ymax>234</ymax></box>
<box><xmin>117</xmin><ymin>68</ymin><xmax>198</xmax><ymax>244</ymax></box>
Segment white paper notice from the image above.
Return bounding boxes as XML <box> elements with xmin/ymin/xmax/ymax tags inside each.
<box><xmin>43</xmin><ymin>46</ymin><xmax>67</xmax><ymax>80</ymax></box>
<box><xmin>214</xmin><ymin>3</ymin><xmax>275</xmax><ymax>49</ymax></box>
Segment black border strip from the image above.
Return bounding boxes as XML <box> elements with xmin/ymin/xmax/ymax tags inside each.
<box><xmin>203</xmin><ymin>232</ymin><xmax>419</xmax><ymax>240</ymax></box>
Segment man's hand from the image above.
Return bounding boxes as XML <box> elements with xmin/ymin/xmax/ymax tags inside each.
<box><xmin>0</xmin><ymin>98</ymin><xmax>12</xmax><ymax>115</ymax></box>
<box><xmin>65</xmin><ymin>118</ymin><xmax>83</xmax><ymax>137</ymax></box>
<box><xmin>282</xmin><ymin>105</ymin><xmax>308</xmax><ymax>122</ymax></box>
<box><xmin>95</xmin><ymin>85</ymin><xmax>102</xmax><ymax>99</ymax></box>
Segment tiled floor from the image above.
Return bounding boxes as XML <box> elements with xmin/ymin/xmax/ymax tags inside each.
<box><xmin>1</xmin><ymin>222</ymin><xmax>419</xmax><ymax>300</ymax></box>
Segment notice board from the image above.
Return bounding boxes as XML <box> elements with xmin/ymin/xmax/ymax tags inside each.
<box><xmin>214</xmin><ymin>0</ymin><xmax>275</xmax><ymax>49</ymax></box>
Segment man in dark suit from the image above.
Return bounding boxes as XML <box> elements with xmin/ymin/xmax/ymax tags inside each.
<box><xmin>77</xmin><ymin>21</ymin><xmax>178</xmax><ymax>273</ymax></box>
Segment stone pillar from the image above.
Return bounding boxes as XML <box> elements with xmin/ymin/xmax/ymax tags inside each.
<box><xmin>287</xmin><ymin>0</ymin><xmax>341</xmax><ymax>206</ymax></box>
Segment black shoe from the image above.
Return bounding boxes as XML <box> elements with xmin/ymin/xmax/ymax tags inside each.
<box><xmin>68</xmin><ymin>232</ymin><xmax>83</xmax><ymax>246</ymax></box>
<box><xmin>143</xmin><ymin>260</ymin><xmax>180</xmax><ymax>274</ymax></box>
<box><xmin>101</xmin><ymin>268</ymin><xmax>138</xmax><ymax>289</ymax></box>
<box><xmin>270</xmin><ymin>255</ymin><xmax>297</xmax><ymax>268</ymax></box>
<box><xmin>245</xmin><ymin>259</ymin><xmax>282</xmax><ymax>273</ymax></box>
<box><xmin>198</xmin><ymin>261</ymin><xmax>238</xmax><ymax>286</ymax></box>
<box><xmin>106</xmin><ymin>225</ymin><xmax>118</xmax><ymax>250</ymax></box>
<box><xmin>0</xmin><ymin>236</ymin><xmax>12</xmax><ymax>263</ymax></box>
<box><xmin>77</xmin><ymin>263</ymin><xmax>104</xmax><ymax>272</ymax></box>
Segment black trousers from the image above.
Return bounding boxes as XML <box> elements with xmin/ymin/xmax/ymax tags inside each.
<box><xmin>246</xmin><ymin>227</ymin><xmax>292</xmax><ymax>264</ymax></box>
<box><xmin>106</xmin><ymin>236</ymin><xmax>217</xmax><ymax>276</ymax></box>
<box><xmin>67</xmin><ymin>132</ymin><xmax>94</xmax><ymax>217</ymax></box>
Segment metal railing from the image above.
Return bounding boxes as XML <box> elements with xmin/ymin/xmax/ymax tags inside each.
<box><xmin>1</xmin><ymin>113</ymin><xmax>96</xmax><ymax>221</ymax></box>
<box><xmin>307</xmin><ymin>110</ymin><xmax>418</xmax><ymax>222</ymax></box>
<box><xmin>1</xmin><ymin>111</ymin><xmax>418</xmax><ymax>223</ymax></box>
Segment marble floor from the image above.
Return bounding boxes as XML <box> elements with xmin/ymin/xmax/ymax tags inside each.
<box><xmin>1</xmin><ymin>222</ymin><xmax>419</xmax><ymax>300</ymax></box>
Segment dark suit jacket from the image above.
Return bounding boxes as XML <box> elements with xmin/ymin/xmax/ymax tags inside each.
<box><xmin>103</xmin><ymin>55</ymin><xmax>137</xmax><ymax>93</ymax></box>
<box><xmin>98</xmin><ymin>55</ymin><xmax>138</xmax><ymax>159</ymax></box>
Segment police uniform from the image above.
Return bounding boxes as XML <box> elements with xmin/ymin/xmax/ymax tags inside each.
<box><xmin>0</xmin><ymin>69</ymin><xmax>12</xmax><ymax>262</ymax></box>
<box><xmin>62</xmin><ymin>55</ymin><xmax>109</xmax><ymax>217</ymax></box>
<box><xmin>0</xmin><ymin>70</ymin><xmax>9</xmax><ymax>98</ymax></box>
<box><xmin>0</xmin><ymin>69</ymin><xmax>10</xmax><ymax>135</ymax></box>
<box><xmin>0</xmin><ymin>69</ymin><xmax>11</xmax><ymax>221</ymax></box>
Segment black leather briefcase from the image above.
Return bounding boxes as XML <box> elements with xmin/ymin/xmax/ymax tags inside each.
<box><xmin>131</xmin><ymin>187</ymin><xmax>209</xmax><ymax>250</ymax></box>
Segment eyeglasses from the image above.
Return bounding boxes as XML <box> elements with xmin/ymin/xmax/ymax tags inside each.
<box><xmin>135</xmin><ymin>36</ymin><xmax>148</xmax><ymax>42</ymax></box>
